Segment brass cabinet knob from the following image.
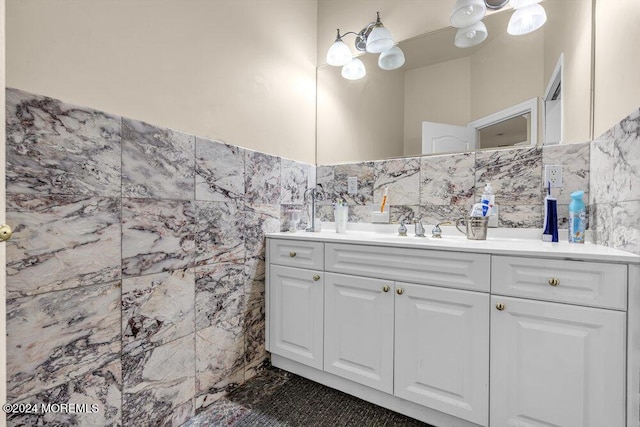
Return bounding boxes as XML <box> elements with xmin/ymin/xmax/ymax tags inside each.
<box><xmin>0</xmin><ymin>224</ymin><xmax>13</xmax><ymax>242</ymax></box>
<box><xmin>289</xmin><ymin>251</ymin><xmax>297</xmax><ymax>257</ymax></box>
<box><xmin>312</xmin><ymin>274</ymin><xmax>320</xmax><ymax>281</ymax></box>
<box><xmin>496</xmin><ymin>303</ymin><xmax>506</xmax><ymax>311</ymax></box>
<box><xmin>548</xmin><ymin>277</ymin><xmax>560</xmax><ymax>286</ymax></box>
<box><xmin>396</xmin><ymin>288</ymin><xmax>404</xmax><ymax>295</ymax></box>
<box><xmin>382</xmin><ymin>285</ymin><xmax>390</xmax><ymax>293</ymax></box>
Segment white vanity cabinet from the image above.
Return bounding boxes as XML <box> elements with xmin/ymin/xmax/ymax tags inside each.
<box><xmin>268</xmin><ymin>239</ymin><xmax>324</xmax><ymax>370</ymax></box>
<box><xmin>394</xmin><ymin>282</ymin><xmax>489</xmax><ymax>425</ymax></box>
<box><xmin>324</xmin><ymin>273</ymin><xmax>394</xmax><ymax>393</ymax></box>
<box><xmin>490</xmin><ymin>256</ymin><xmax>628</xmax><ymax>427</ymax></box>
<box><xmin>266</xmin><ymin>235</ymin><xmax>639</xmax><ymax>427</ymax></box>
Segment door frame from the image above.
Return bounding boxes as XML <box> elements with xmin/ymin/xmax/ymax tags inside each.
<box><xmin>468</xmin><ymin>97</ymin><xmax>539</xmax><ymax>148</ymax></box>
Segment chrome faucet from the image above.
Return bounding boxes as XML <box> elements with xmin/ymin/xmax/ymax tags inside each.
<box><xmin>398</xmin><ymin>220</ymin><xmax>407</xmax><ymax>236</ymax></box>
<box><xmin>304</xmin><ymin>184</ymin><xmax>325</xmax><ymax>232</ymax></box>
<box><xmin>431</xmin><ymin>221</ymin><xmax>452</xmax><ymax>238</ymax></box>
<box><xmin>414</xmin><ymin>218</ymin><xmax>426</xmax><ymax>237</ymax></box>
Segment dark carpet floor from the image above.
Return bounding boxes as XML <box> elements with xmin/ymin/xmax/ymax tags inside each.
<box><xmin>183</xmin><ymin>364</ymin><xmax>432</xmax><ymax>427</ymax></box>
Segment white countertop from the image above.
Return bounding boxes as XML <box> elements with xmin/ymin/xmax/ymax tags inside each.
<box><xmin>268</xmin><ymin>224</ymin><xmax>640</xmax><ymax>264</ymax></box>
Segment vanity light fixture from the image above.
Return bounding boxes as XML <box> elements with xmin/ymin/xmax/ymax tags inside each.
<box><xmin>454</xmin><ymin>21</ymin><xmax>489</xmax><ymax>48</ymax></box>
<box><xmin>450</xmin><ymin>0</ymin><xmax>487</xmax><ymax>28</ymax></box>
<box><xmin>508</xmin><ymin>0</ymin><xmax>547</xmax><ymax>35</ymax></box>
<box><xmin>326</xmin><ymin>12</ymin><xmax>405</xmax><ymax>80</ymax></box>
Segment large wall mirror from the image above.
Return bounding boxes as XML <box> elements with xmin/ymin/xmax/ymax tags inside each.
<box><xmin>317</xmin><ymin>0</ymin><xmax>593</xmax><ymax>164</ymax></box>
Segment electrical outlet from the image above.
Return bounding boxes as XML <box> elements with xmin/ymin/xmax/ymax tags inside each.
<box><xmin>545</xmin><ymin>165</ymin><xmax>563</xmax><ymax>188</ymax></box>
<box><xmin>347</xmin><ymin>177</ymin><xmax>358</xmax><ymax>195</ymax></box>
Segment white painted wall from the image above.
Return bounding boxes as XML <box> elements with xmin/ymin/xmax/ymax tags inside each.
<box><xmin>594</xmin><ymin>0</ymin><xmax>640</xmax><ymax>137</ymax></box>
<box><xmin>6</xmin><ymin>0</ymin><xmax>318</xmax><ymax>163</ymax></box>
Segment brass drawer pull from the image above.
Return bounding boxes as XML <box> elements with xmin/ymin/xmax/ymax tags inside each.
<box><xmin>382</xmin><ymin>285</ymin><xmax>390</xmax><ymax>293</ymax></box>
<box><xmin>289</xmin><ymin>251</ymin><xmax>297</xmax><ymax>257</ymax></box>
<box><xmin>396</xmin><ymin>288</ymin><xmax>404</xmax><ymax>295</ymax></box>
<box><xmin>496</xmin><ymin>303</ymin><xmax>505</xmax><ymax>311</ymax></box>
<box><xmin>548</xmin><ymin>277</ymin><xmax>560</xmax><ymax>286</ymax></box>
<box><xmin>313</xmin><ymin>274</ymin><xmax>320</xmax><ymax>281</ymax></box>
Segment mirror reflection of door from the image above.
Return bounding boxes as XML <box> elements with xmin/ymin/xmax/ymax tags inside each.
<box><xmin>477</xmin><ymin>115</ymin><xmax>530</xmax><ymax>149</ymax></box>
<box><xmin>421</xmin><ymin>121</ymin><xmax>476</xmax><ymax>155</ymax></box>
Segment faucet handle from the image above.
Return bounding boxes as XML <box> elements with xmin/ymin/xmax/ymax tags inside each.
<box><xmin>398</xmin><ymin>220</ymin><xmax>407</xmax><ymax>236</ymax></box>
<box><xmin>431</xmin><ymin>221</ymin><xmax>452</xmax><ymax>238</ymax></box>
<box><xmin>414</xmin><ymin>218</ymin><xmax>426</xmax><ymax>237</ymax></box>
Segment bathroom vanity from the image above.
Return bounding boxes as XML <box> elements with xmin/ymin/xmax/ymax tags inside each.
<box><xmin>265</xmin><ymin>230</ymin><xmax>640</xmax><ymax>427</ymax></box>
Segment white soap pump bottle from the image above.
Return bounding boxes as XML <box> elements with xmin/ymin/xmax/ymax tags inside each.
<box><xmin>481</xmin><ymin>183</ymin><xmax>498</xmax><ymax>227</ymax></box>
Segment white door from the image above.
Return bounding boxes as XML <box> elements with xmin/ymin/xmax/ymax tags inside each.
<box><xmin>422</xmin><ymin>121</ymin><xmax>476</xmax><ymax>155</ymax></box>
<box><xmin>394</xmin><ymin>283</ymin><xmax>489</xmax><ymax>426</ymax></box>
<box><xmin>324</xmin><ymin>273</ymin><xmax>394</xmax><ymax>393</ymax></box>
<box><xmin>491</xmin><ymin>296</ymin><xmax>626</xmax><ymax>427</ymax></box>
<box><xmin>269</xmin><ymin>265</ymin><xmax>324</xmax><ymax>370</ymax></box>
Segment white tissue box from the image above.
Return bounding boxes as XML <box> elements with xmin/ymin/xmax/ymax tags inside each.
<box><xmin>371</xmin><ymin>210</ymin><xmax>390</xmax><ymax>224</ymax></box>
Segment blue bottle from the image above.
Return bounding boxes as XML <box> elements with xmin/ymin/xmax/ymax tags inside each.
<box><xmin>568</xmin><ymin>190</ymin><xmax>586</xmax><ymax>243</ymax></box>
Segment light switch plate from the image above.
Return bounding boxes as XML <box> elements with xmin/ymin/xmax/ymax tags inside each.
<box><xmin>347</xmin><ymin>177</ymin><xmax>358</xmax><ymax>194</ymax></box>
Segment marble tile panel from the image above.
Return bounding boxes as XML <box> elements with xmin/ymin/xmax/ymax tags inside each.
<box><xmin>475</xmin><ymin>147</ymin><xmax>542</xmax><ymax>205</ymax></box>
<box><xmin>419</xmin><ymin>205</ymin><xmax>470</xmax><ymax>226</ymax></box>
<box><xmin>7</xmin><ymin>282</ymin><xmax>121</xmax><ymax>401</ymax></box>
<box><xmin>194</xmin><ymin>200</ymin><xmax>245</xmax><ymax>266</ymax></box>
<box><xmin>122</xmin><ymin>269</ymin><xmax>195</xmax><ymax>356</ymax></box>
<box><xmin>420</xmin><ymin>152</ymin><xmax>475</xmax><ymax>206</ymax></box>
<box><xmin>244</xmin><ymin>257</ymin><xmax>265</xmax><ymax>314</ymax></box>
<box><xmin>614</xmin><ymin>129</ymin><xmax>640</xmax><ymax>202</ymax></box>
<box><xmin>390</xmin><ymin>205</ymin><xmax>420</xmax><ymax>225</ymax></box>
<box><xmin>612</xmin><ymin>201</ymin><xmax>640</xmax><ymax>256</ymax></box>
<box><xmin>191</xmin><ymin>397</ymin><xmax>250</xmax><ymax>424</ymax></box>
<box><xmin>123</xmin><ymin>334</ymin><xmax>195</xmax><ymax>427</ymax></box>
<box><xmin>244</xmin><ymin>204</ymin><xmax>280</xmax><ymax>260</ymax></box>
<box><xmin>5</xmin><ymin>88</ymin><xmax>121</xmax><ymax>197</ymax></box>
<box><xmin>7</xmin><ymin>360</ymin><xmax>122</xmax><ymax>427</ymax></box>
<box><xmin>245</xmin><ymin>150</ymin><xmax>281</xmax><ymax>204</ymax></box>
<box><xmin>590</xmin><ymin>203</ymin><xmax>613</xmax><ymax>247</ymax></box>
<box><xmin>589</xmin><ymin>136</ymin><xmax>616</xmax><ymax>205</ymax></box>
<box><xmin>195</xmin><ymin>316</ymin><xmax>245</xmax><ymax>396</ymax></box>
<box><xmin>317</xmin><ymin>162</ymin><xmax>375</xmax><ymax>206</ymax></box>
<box><xmin>316</xmin><ymin>204</ymin><xmax>334</xmax><ymax>223</ymax></box>
<box><xmin>6</xmin><ymin>194</ymin><xmax>121</xmax><ymax>298</ymax></box>
<box><xmin>122</xmin><ymin>198</ymin><xmax>196</xmax><ymax>277</ymax></box>
<box><xmin>616</xmin><ymin>107</ymin><xmax>640</xmax><ymax>141</ymax></box>
<box><xmin>244</xmin><ymin>304</ymin><xmax>267</xmax><ymax>371</ymax></box>
<box><xmin>195</xmin><ymin>262</ymin><xmax>246</xmax><ymax>331</ymax></box>
<box><xmin>281</xmin><ymin>159</ymin><xmax>313</xmax><ymax>204</ymax></box>
<box><xmin>122</xmin><ymin>118</ymin><xmax>195</xmax><ymax>200</ymax></box>
<box><xmin>195</xmin><ymin>138</ymin><xmax>245</xmax><ymax>202</ymax></box>
<box><xmin>498</xmin><ymin>204</ymin><xmax>543</xmax><ymax>228</ymax></box>
<box><xmin>373</xmin><ymin>158</ymin><xmax>420</xmax><ymax>206</ymax></box>
<box><xmin>542</xmin><ymin>142</ymin><xmax>590</xmax><ymax>204</ymax></box>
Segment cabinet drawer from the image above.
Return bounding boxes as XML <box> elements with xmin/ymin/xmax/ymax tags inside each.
<box><xmin>268</xmin><ymin>238</ymin><xmax>324</xmax><ymax>269</ymax></box>
<box><xmin>325</xmin><ymin>243</ymin><xmax>490</xmax><ymax>292</ymax></box>
<box><xmin>492</xmin><ymin>256</ymin><xmax>627</xmax><ymax>310</ymax></box>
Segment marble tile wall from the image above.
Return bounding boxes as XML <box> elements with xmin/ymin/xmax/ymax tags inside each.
<box><xmin>590</xmin><ymin>107</ymin><xmax>640</xmax><ymax>255</ymax></box>
<box><xmin>5</xmin><ymin>88</ymin><xmax>315</xmax><ymax>426</ymax></box>
<box><xmin>317</xmin><ymin>143</ymin><xmax>591</xmax><ymax>229</ymax></box>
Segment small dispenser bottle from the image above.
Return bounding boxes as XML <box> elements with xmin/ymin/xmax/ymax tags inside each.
<box><xmin>480</xmin><ymin>183</ymin><xmax>498</xmax><ymax>227</ymax></box>
<box><xmin>568</xmin><ymin>190</ymin><xmax>586</xmax><ymax>243</ymax></box>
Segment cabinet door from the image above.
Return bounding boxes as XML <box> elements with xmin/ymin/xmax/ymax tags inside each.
<box><xmin>269</xmin><ymin>265</ymin><xmax>324</xmax><ymax>369</ymax></box>
<box><xmin>394</xmin><ymin>283</ymin><xmax>489</xmax><ymax>426</ymax></box>
<box><xmin>324</xmin><ymin>272</ymin><xmax>394</xmax><ymax>393</ymax></box>
<box><xmin>491</xmin><ymin>296</ymin><xmax>626</xmax><ymax>427</ymax></box>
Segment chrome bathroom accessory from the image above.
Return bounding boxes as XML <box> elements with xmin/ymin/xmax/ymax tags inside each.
<box><xmin>431</xmin><ymin>221</ymin><xmax>452</xmax><ymax>238</ymax></box>
<box><xmin>456</xmin><ymin>217</ymin><xmax>489</xmax><ymax>240</ymax></box>
<box><xmin>414</xmin><ymin>218</ymin><xmax>426</xmax><ymax>237</ymax></box>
